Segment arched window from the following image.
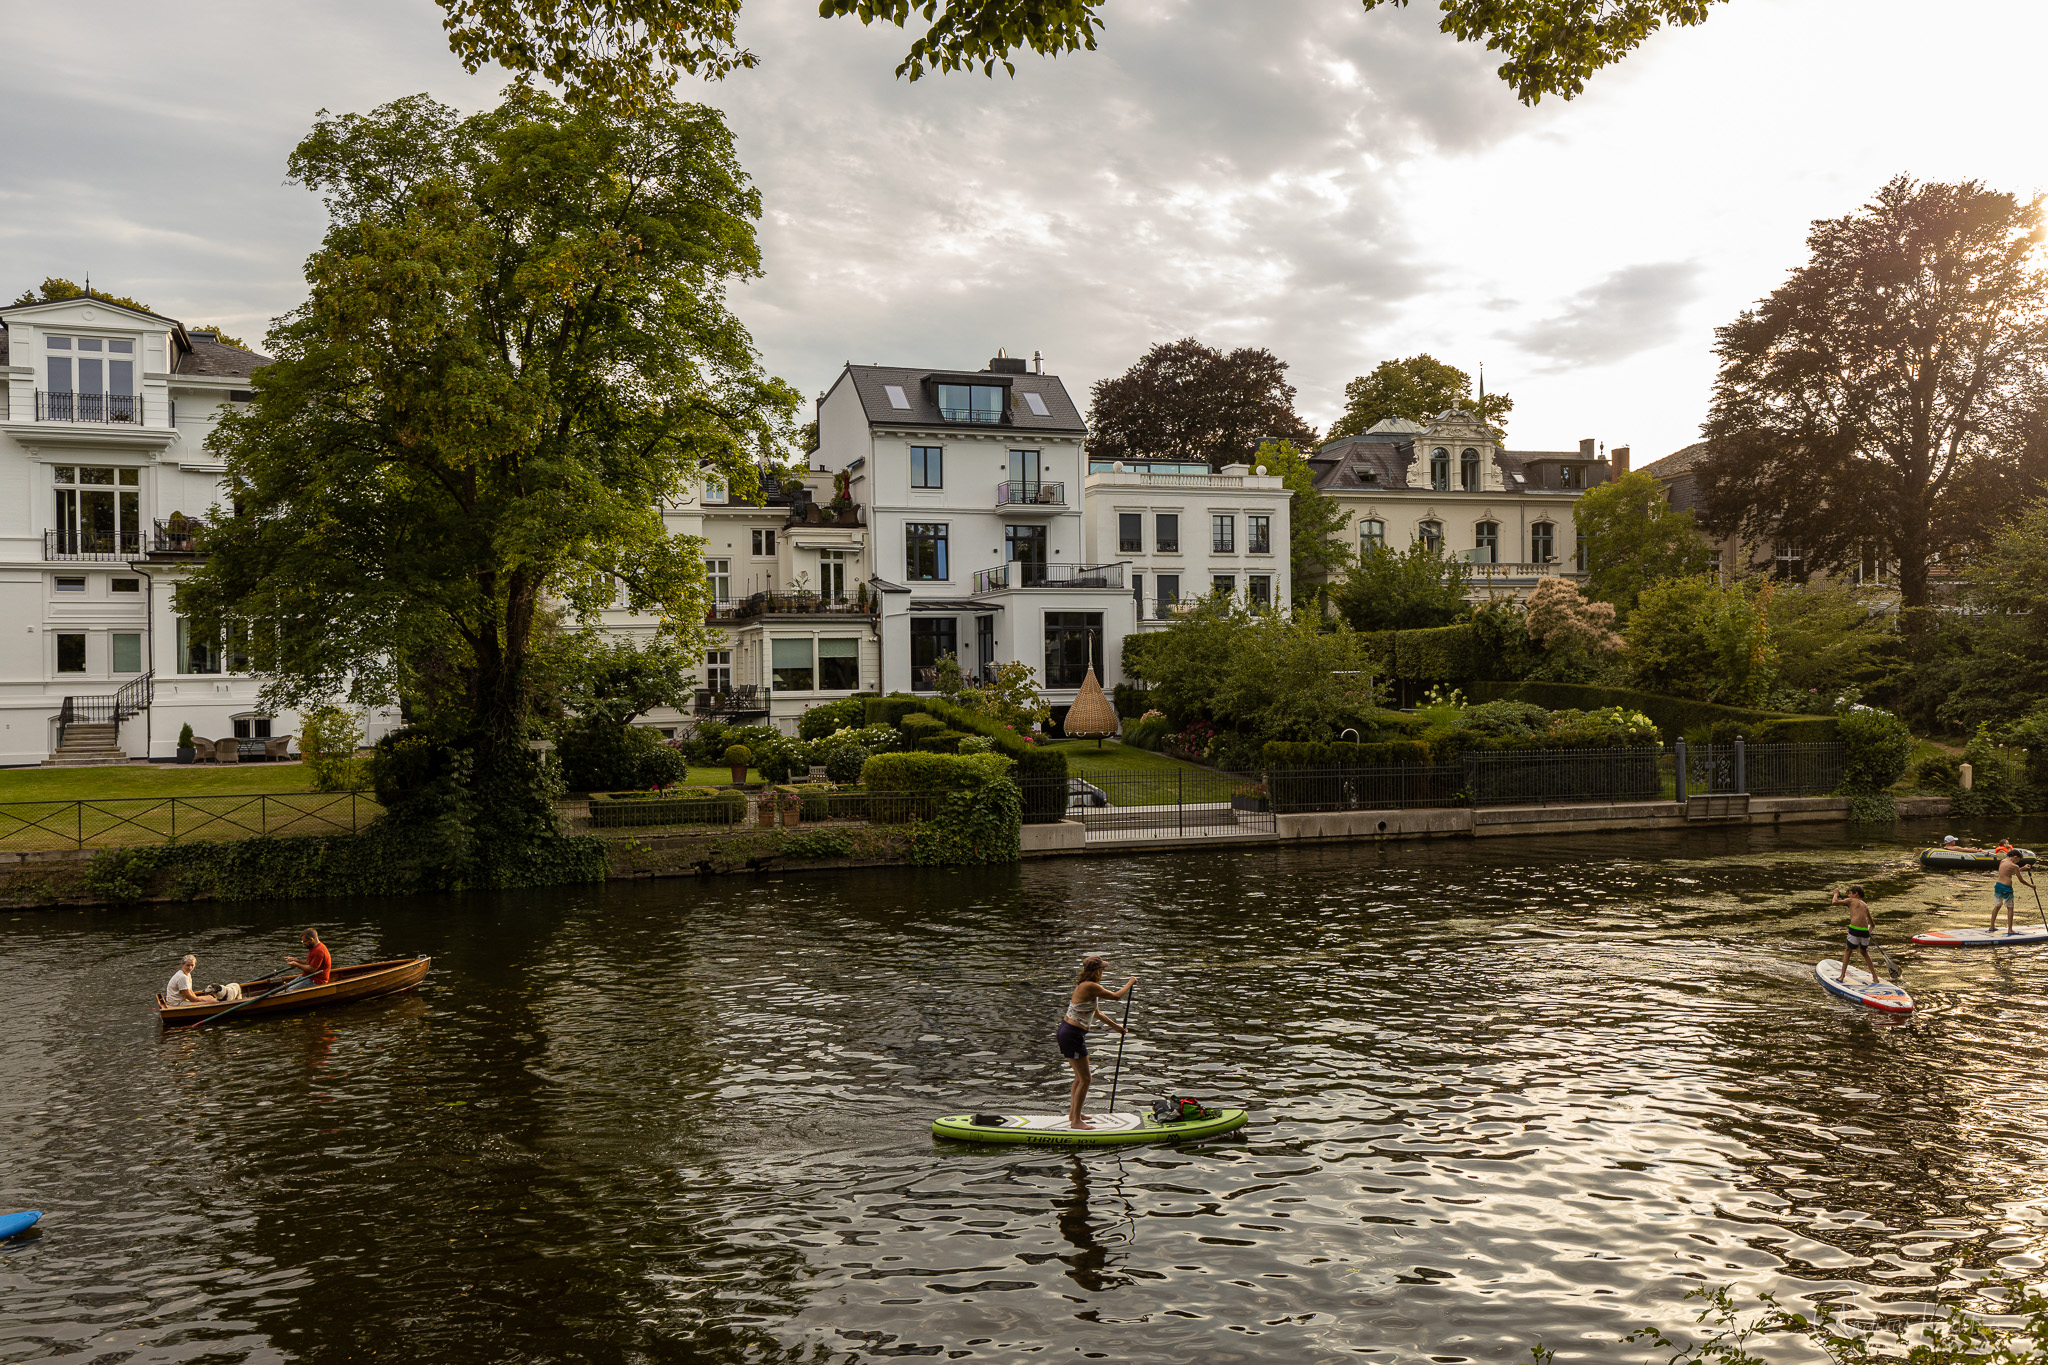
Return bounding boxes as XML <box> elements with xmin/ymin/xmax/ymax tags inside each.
<box><xmin>1474</xmin><ymin>521</ymin><xmax>1499</xmax><ymax>564</ymax></box>
<box><xmin>1530</xmin><ymin>522</ymin><xmax>1554</xmax><ymax>565</ymax></box>
<box><xmin>1429</xmin><ymin>448</ymin><xmax>1449</xmax><ymax>490</ymax></box>
<box><xmin>1417</xmin><ymin>520</ymin><xmax>1443</xmax><ymax>552</ymax></box>
<box><xmin>1461</xmin><ymin>448</ymin><xmax>1481</xmax><ymax>491</ymax></box>
<box><xmin>1359</xmin><ymin>518</ymin><xmax>1385</xmax><ymax>552</ymax></box>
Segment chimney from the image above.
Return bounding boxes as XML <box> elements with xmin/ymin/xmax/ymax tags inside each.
<box><xmin>986</xmin><ymin>349</ymin><xmax>1028</xmax><ymax>374</ymax></box>
<box><xmin>1578</xmin><ymin>438</ymin><xmax>1596</xmax><ymax>460</ymax></box>
<box><xmin>1032</xmin><ymin>350</ymin><xmax>1043</xmax><ymax>375</ymax></box>
<box><xmin>1612</xmin><ymin>445</ymin><xmax>1630</xmax><ymax>476</ymax></box>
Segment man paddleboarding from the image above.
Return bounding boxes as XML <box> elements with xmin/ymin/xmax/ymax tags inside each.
<box><xmin>1833</xmin><ymin>885</ymin><xmax>1880</xmax><ymax>984</ymax></box>
<box><xmin>1990</xmin><ymin>851</ymin><xmax>2037</xmax><ymax>935</ymax></box>
<box><xmin>1057</xmin><ymin>956</ymin><xmax>1134</xmax><ymax>1130</ymax></box>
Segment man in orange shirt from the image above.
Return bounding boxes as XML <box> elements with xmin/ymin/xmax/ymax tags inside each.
<box><xmin>284</xmin><ymin>928</ymin><xmax>333</xmax><ymax>990</ymax></box>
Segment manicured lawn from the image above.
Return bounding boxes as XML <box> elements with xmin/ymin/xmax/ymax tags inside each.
<box><xmin>0</xmin><ymin>762</ymin><xmax>319</xmax><ymax>804</ymax></box>
<box><xmin>1043</xmin><ymin>740</ymin><xmax>1211</xmax><ymax>779</ymax></box>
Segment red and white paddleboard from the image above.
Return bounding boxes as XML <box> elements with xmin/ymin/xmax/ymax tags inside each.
<box><xmin>1815</xmin><ymin>960</ymin><xmax>1914</xmax><ymax>1013</ymax></box>
<box><xmin>1911</xmin><ymin>927</ymin><xmax>2048</xmax><ymax>947</ymax></box>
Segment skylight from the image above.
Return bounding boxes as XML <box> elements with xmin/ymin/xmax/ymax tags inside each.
<box><xmin>1022</xmin><ymin>391</ymin><xmax>1050</xmax><ymax>417</ymax></box>
<box><xmin>884</xmin><ymin>384</ymin><xmax>910</xmax><ymax>409</ymax></box>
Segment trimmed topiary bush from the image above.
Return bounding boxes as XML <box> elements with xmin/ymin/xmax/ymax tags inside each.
<box><xmin>799</xmin><ymin>697</ymin><xmax>869</xmax><ymax>740</ymax></box>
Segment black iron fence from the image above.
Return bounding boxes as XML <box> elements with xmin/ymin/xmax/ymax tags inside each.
<box><xmin>1462</xmin><ymin>747</ymin><xmax>1664</xmax><ymax>807</ymax></box>
<box><xmin>972</xmin><ymin>561</ymin><xmax>1125</xmax><ymax>593</ymax></box>
<box><xmin>1674</xmin><ymin>740</ymin><xmax>1845</xmax><ymax>799</ymax></box>
<box><xmin>995</xmin><ymin>480</ymin><xmax>1065</xmax><ymax>507</ymax></box>
<box><xmin>0</xmin><ymin>792</ymin><xmax>379</xmax><ymax>853</ymax></box>
<box><xmin>1266</xmin><ymin>764</ymin><xmax>1466</xmax><ymax>813</ymax></box>
<box><xmin>45</xmin><ymin>528</ymin><xmax>141</xmax><ymax>560</ymax></box>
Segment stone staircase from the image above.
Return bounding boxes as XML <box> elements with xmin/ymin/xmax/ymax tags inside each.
<box><xmin>44</xmin><ymin>722</ymin><xmax>131</xmax><ymax>767</ymax></box>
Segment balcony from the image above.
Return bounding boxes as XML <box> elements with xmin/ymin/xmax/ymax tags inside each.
<box><xmin>693</xmin><ymin>684</ymin><xmax>768</xmax><ymax>717</ymax></box>
<box><xmin>938</xmin><ymin>406</ymin><xmax>1003</xmax><ymax>424</ymax></box>
<box><xmin>709</xmin><ymin>591</ymin><xmax>877</xmax><ymax>623</ymax></box>
<box><xmin>144</xmin><ymin>518</ymin><xmax>209</xmax><ymax>561</ymax></box>
<box><xmin>36</xmin><ymin>391</ymin><xmax>144</xmax><ymax>424</ymax></box>
<box><xmin>45</xmin><ymin>529</ymin><xmax>141</xmax><ymax>561</ymax></box>
<box><xmin>782</xmin><ymin>501</ymin><xmax>868</xmax><ymax>530</ymax></box>
<box><xmin>995</xmin><ymin>480</ymin><xmax>1065</xmax><ymax>510</ymax></box>
<box><xmin>972</xmin><ymin>562</ymin><xmax>1125</xmax><ymax>594</ymax></box>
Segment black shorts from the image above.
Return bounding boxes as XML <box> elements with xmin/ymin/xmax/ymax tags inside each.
<box><xmin>1845</xmin><ymin>927</ymin><xmax>1872</xmax><ymax>949</ymax></box>
<box><xmin>1056</xmin><ymin>1021</ymin><xmax>1089</xmax><ymax>1059</ymax></box>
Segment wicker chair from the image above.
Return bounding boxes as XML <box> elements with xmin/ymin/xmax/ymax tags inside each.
<box><xmin>215</xmin><ymin>737</ymin><xmax>241</xmax><ymax>764</ymax></box>
<box><xmin>191</xmin><ymin>737</ymin><xmax>216</xmax><ymax>762</ymax></box>
<box><xmin>263</xmin><ymin>735</ymin><xmax>293</xmax><ymax>761</ymax></box>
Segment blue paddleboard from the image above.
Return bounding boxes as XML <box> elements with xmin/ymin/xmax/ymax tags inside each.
<box><xmin>0</xmin><ymin>1210</ymin><xmax>42</xmax><ymax>1239</ymax></box>
<box><xmin>1815</xmin><ymin>960</ymin><xmax>1913</xmax><ymax>1013</ymax></box>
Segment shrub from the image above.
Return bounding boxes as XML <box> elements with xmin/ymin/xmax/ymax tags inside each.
<box><xmin>1468</xmin><ymin>681</ymin><xmax>1836</xmax><ymax>743</ymax></box>
<box><xmin>814</xmin><ymin>733</ymin><xmax>871</xmax><ymax>783</ymax></box>
<box><xmin>863</xmin><ymin>695</ymin><xmax>925</xmax><ymax>730</ymax></box>
<box><xmin>1360</xmin><ymin>624</ymin><xmax>1480</xmax><ymax>682</ymax></box>
<box><xmin>177</xmin><ymin>722</ymin><xmax>195</xmax><ymax>748</ymax></box>
<box><xmin>1910</xmin><ymin>753</ymin><xmax>1962</xmax><ymax>791</ymax></box>
<box><xmin>957</xmin><ymin>735</ymin><xmax>995</xmax><ymax>754</ymax></box>
<box><xmin>1834</xmin><ymin>704</ymin><xmax>1914</xmax><ymax>794</ymax></box>
<box><xmin>558</xmin><ymin>719</ymin><xmax>686</xmax><ymax>791</ymax></box>
<box><xmin>916</xmin><ymin>730</ymin><xmax>968</xmax><ymax>754</ymax></box>
<box><xmin>300</xmin><ymin>704</ymin><xmax>368</xmax><ymax>793</ymax></box>
<box><xmin>1121</xmin><ymin>714</ymin><xmax>1170</xmax><ymax>751</ymax></box>
<box><xmin>754</xmin><ymin>736</ymin><xmax>807</xmax><ymax>783</ymax></box>
<box><xmin>799</xmin><ymin>698</ymin><xmax>868</xmax><ymax>740</ymax></box>
<box><xmin>722</xmin><ymin>744</ymin><xmax>753</xmax><ymax>768</ymax></box>
<box><xmin>860</xmin><ymin>695</ymin><xmax>1067</xmax><ymax>818</ymax></box>
<box><xmin>1111</xmin><ymin>683</ymin><xmax>1152</xmax><ymax>719</ymax></box>
<box><xmin>1458</xmin><ymin>701</ymin><xmax>1550</xmax><ymax>740</ymax></box>
<box><xmin>1263</xmin><ymin>740</ymin><xmax>1433</xmax><ymax>768</ymax></box>
<box><xmin>899</xmin><ymin>713</ymin><xmax>948</xmax><ymax>744</ymax></box>
<box><xmin>861</xmin><ymin>750</ymin><xmax>1013</xmax><ymax>794</ymax></box>
<box><xmin>369</xmin><ymin>728</ymin><xmax>460</xmax><ymax>808</ymax></box>
<box><xmin>587</xmin><ymin>787</ymin><xmax>746</xmax><ymax>827</ymax></box>
<box><xmin>694</xmin><ymin>723</ymin><xmax>778</xmax><ymax>766</ymax></box>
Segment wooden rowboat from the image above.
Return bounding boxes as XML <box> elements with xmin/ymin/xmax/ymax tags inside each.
<box><xmin>157</xmin><ymin>956</ymin><xmax>432</xmax><ymax>1027</ymax></box>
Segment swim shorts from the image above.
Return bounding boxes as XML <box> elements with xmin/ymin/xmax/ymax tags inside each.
<box><xmin>1996</xmin><ymin>882</ymin><xmax>2016</xmax><ymax>900</ymax></box>
<box><xmin>1845</xmin><ymin>926</ymin><xmax>1872</xmax><ymax>948</ymax></box>
<box><xmin>1056</xmin><ymin>1021</ymin><xmax>1089</xmax><ymax>1060</ymax></box>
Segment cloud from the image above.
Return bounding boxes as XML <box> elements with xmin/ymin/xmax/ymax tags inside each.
<box><xmin>1506</xmin><ymin>261</ymin><xmax>1704</xmax><ymax>370</ymax></box>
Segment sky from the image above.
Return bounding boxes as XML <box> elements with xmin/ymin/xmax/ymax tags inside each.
<box><xmin>4</xmin><ymin>0</ymin><xmax>2047</xmax><ymax>464</ymax></box>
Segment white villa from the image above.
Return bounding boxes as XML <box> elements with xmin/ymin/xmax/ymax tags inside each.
<box><xmin>0</xmin><ymin>295</ymin><xmax>313</xmax><ymax>768</ymax></box>
<box><xmin>1309</xmin><ymin>407</ymin><xmax>1618</xmax><ymax>599</ymax></box>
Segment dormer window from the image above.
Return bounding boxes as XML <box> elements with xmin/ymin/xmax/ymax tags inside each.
<box><xmin>935</xmin><ymin>383</ymin><xmax>1005</xmax><ymax>423</ymax></box>
<box><xmin>1429</xmin><ymin>448</ymin><xmax>1450</xmax><ymax>490</ymax></box>
<box><xmin>1559</xmin><ymin>464</ymin><xmax>1583</xmax><ymax>489</ymax></box>
<box><xmin>42</xmin><ymin>336</ymin><xmax>138</xmax><ymax>423</ymax></box>
<box><xmin>1352</xmin><ymin>464</ymin><xmax>1379</xmax><ymax>484</ymax></box>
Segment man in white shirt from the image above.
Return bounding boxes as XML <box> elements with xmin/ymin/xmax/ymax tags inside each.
<box><xmin>164</xmin><ymin>954</ymin><xmax>218</xmax><ymax>1007</ymax></box>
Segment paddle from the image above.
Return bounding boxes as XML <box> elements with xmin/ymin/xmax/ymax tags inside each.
<box><xmin>2031</xmin><ymin>873</ymin><xmax>2046</xmax><ymax>935</ymax></box>
<box><xmin>189</xmin><ymin>970</ymin><xmax>310</xmax><ymax>1029</ymax></box>
<box><xmin>1105</xmin><ymin>983</ymin><xmax>1135</xmax><ymax>1114</ymax></box>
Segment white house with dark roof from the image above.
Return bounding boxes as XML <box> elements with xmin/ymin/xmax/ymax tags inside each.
<box><xmin>810</xmin><ymin>353</ymin><xmax>1136</xmax><ymax>721</ymax></box>
<box><xmin>1309</xmin><ymin>406</ymin><xmax>1617</xmax><ymax>600</ymax></box>
<box><xmin>0</xmin><ymin>295</ymin><xmax>307</xmax><ymax>766</ymax></box>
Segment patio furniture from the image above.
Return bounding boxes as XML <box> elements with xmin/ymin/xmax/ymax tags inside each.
<box><xmin>263</xmin><ymin>735</ymin><xmax>294</xmax><ymax>760</ymax></box>
<box><xmin>215</xmin><ymin>737</ymin><xmax>240</xmax><ymax>764</ymax></box>
<box><xmin>191</xmin><ymin>737</ymin><xmax>216</xmax><ymax>762</ymax></box>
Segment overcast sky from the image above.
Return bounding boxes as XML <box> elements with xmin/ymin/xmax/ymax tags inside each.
<box><xmin>4</xmin><ymin>0</ymin><xmax>2045</xmax><ymax>463</ymax></box>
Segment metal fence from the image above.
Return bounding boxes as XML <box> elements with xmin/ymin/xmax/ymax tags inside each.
<box><xmin>1676</xmin><ymin>740</ymin><xmax>1845</xmax><ymax>798</ymax></box>
<box><xmin>570</xmin><ymin>788</ymin><xmax>937</xmax><ymax>833</ymax></box>
<box><xmin>1462</xmin><ymin>747</ymin><xmax>1664</xmax><ymax>807</ymax></box>
<box><xmin>0</xmin><ymin>792</ymin><xmax>381</xmax><ymax>853</ymax></box>
<box><xmin>1024</xmin><ymin>771</ymin><xmax>1275</xmax><ymax>842</ymax></box>
<box><xmin>1266</xmin><ymin>765</ymin><xmax>1466</xmax><ymax>813</ymax></box>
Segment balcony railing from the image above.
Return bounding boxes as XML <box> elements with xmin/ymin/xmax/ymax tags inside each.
<box><xmin>693</xmin><ymin>685</ymin><xmax>768</xmax><ymax>716</ymax></box>
<box><xmin>45</xmin><ymin>529</ymin><xmax>141</xmax><ymax>561</ymax></box>
<box><xmin>36</xmin><ymin>391</ymin><xmax>143</xmax><ymax>424</ymax></box>
<box><xmin>709</xmin><ymin>591</ymin><xmax>875</xmax><ymax>622</ymax></box>
<box><xmin>939</xmin><ymin>407</ymin><xmax>1002</xmax><ymax>424</ymax></box>
<box><xmin>995</xmin><ymin>480</ymin><xmax>1065</xmax><ymax>508</ymax></box>
<box><xmin>972</xmin><ymin>562</ymin><xmax>1125</xmax><ymax>594</ymax></box>
<box><xmin>147</xmin><ymin>518</ymin><xmax>209</xmax><ymax>559</ymax></box>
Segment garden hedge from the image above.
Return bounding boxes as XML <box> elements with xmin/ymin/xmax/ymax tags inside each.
<box><xmin>1469</xmin><ymin>681</ymin><xmax>1837</xmax><ymax>743</ymax></box>
<box><xmin>587</xmin><ymin>787</ymin><xmax>746</xmax><ymax>828</ymax></box>
<box><xmin>1263</xmin><ymin>740</ymin><xmax>1434</xmax><ymax>768</ymax></box>
<box><xmin>865</xmin><ymin>693</ymin><xmax>1068</xmax><ymax>816</ymax></box>
<box><xmin>1360</xmin><ymin>624</ymin><xmax>1482</xmax><ymax>681</ymax></box>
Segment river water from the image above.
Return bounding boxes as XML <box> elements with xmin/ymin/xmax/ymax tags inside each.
<box><xmin>4</xmin><ymin>818</ymin><xmax>2048</xmax><ymax>1363</ymax></box>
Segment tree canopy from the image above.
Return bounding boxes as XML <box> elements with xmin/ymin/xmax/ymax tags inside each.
<box><xmin>1572</xmin><ymin>469</ymin><xmax>1713</xmax><ymax>615</ymax></box>
<box><xmin>9</xmin><ymin>276</ymin><xmax>156</xmax><ymax>317</ymax></box>
<box><xmin>1327</xmin><ymin>354</ymin><xmax>1512</xmax><ymax>441</ymax></box>
<box><xmin>182</xmin><ymin>87</ymin><xmax>797</xmax><ymax>766</ymax></box>
<box><xmin>436</xmin><ymin>0</ymin><xmax>1719</xmax><ymax>105</ymax></box>
<box><xmin>1253</xmin><ymin>439</ymin><xmax>1350</xmax><ymax>590</ymax></box>
<box><xmin>1331</xmin><ymin>541</ymin><xmax>1472</xmax><ymax>632</ymax></box>
<box><xmin>1698</xmin><ymin>176</ymin><xmax>2048</xmax><ymax>611</ymax></box>
<box><xmin>1086</xmin><ymin>338</ymin><xmax>1317</xmax><ymax>470</ymax></box>
<box><xmin>1625</xmin><ymin>575</ymin><xmax>1775</xmax><ymax>706</ymax></box>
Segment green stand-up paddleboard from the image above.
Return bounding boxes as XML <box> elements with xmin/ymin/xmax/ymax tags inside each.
<box><xmin>933</xmin><ymin>1109</ymin><xmax>1249</xmax><ymax>1147</ymax></box>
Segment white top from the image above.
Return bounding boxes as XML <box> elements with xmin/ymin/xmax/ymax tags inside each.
<box><xmin>166</xmin><ymin>969</ymin><xmax>198</xmax><ymax>1004</ymax></box>
<box><xmin>1063</xmin><ymin>991</ymin><xmax>1100</xmax><ymax>1028</ymax></box>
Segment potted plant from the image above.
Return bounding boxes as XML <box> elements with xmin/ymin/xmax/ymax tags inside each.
<box><xmin>1230</xmin><ymin>781</ymin><xmax>1270</xmax><ymax>813</ymax></box>
<box><xmin>176</xmin><ymin>723</ymin><xmax>196</xmax><ymax>764</ymax></box>
<box><xmin>724</xmin><ymin>744</ymin><xmax>753</xmax><ymax>786</ymax></box>
<box><xmin>771</xmin><ymin>785</ymin><xmax>803</xmax><ymax>827</ymax></box>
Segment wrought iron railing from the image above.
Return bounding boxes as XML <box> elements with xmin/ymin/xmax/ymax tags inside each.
<box><xmin>692</xmin><ymin>684</ymin><xmax>768</xmax><ymax>716</ymax></box>
<box><xmin>1675</xmin><ymin>740</ymin><xmax>1844</xmax><ymax>798</ymax></box>
<box><xmin>148</xmin><ymin>518</ymin><xmax>209</xmax><ymax>557</ymax></box>
<box><xmin>36</xmin><ymin>390</ymin><xmax>143</xmax><ymax>424</ymax></box>
<box><xmin>938</xmin><ymin>406</ymin><xmax>1003</xmax><ymax>423</ymax></box>
<box><xmin>45</xmin><ymin>528</ymin><xmax>141</xmax><ymax>560</ymax></box>
<box><xmin>57</xmin><ymin>672</ymin><xmax>154</xmax><ymax>735</ymax></box>
<box><xmin>972</xmin><ymin>562</ymin><xmax>1125</xmax><ymax>593</ymax></box>
<box><xmin>1461</xmin><ymin>747</ymin><xmax>1664</xmax><ymax>807</ymax></box>
<box><xmin>709</xmin><ymin>592</ymin><xmax>874</xmax><ymax>621</ymax></box>
<box><xmin>995</xmin><ymin>480</ymin><xmax>1065</xmax><ymax>507</ymax></box>
<box><xmin>0</xmin><ymin>790</ymin><xmax>375</xmax><ymax>853</ymax></box>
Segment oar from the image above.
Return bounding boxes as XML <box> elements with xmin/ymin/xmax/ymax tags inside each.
<box><xmin>1106</xmin><ymin>983</ymin><xmax>1135</xmax><ymax>1114</ymax></box>
<box><xmin>189</xmin><ymin>971</ymin><xmax>309</xmax><ymax>1029</ymax></box>
<box><xmin>2030</xmin><ymin>873</ymin><xmax>2046</xmax><ymax>935</ymax></box>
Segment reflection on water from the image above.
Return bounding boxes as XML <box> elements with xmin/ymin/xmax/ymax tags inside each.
<box><xmin>3</xmin><ymin>818</ymin><xmax>2048</xmax><ymax>1363</ymax></box>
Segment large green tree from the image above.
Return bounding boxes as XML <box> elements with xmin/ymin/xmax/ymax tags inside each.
<box><xmin>1625</xmin><ymin>575</ymin><xmax>1776</xmax><ymax>706</ymax></box>
<box><xmin>1326</xmin><ymin>354</ymin><xmax>1512</xmax><ymax>441</ymax></box>
<box><xmin>1126</xmin><ymin>598</ymin><xmax>1385</xmax><ymax>742</ymax></box>
<box><xmin>183</xmin><ymin>88</ymin><xmax>796</xmax><ymax>811</ymax></box>
<box><xmin>439</xmin><ymin>1</ymin><xmax>1720</xmax><ymax>105</ymax></box>
<box><xmin>1331</xmin><ymin>541</ymin><xmax>1472</xmax><ymax>632</ymax></box>
<box><xmin>1572</xmin><ymin>469</ymin><xmax>1713</xmax><ymax>614</ymax></box>
<box><xmin>1698</xmin><ymin>176</ymin><xmax>2048</xmax><ymax>612</ymax></box>
<box><xmin>1935</xmin><ymin>493</ymin><xmax>2048</xmax><ymax>732</ymax></box>
<box><xmin>1086</xmin><ymin>338</ymin><xmax>1318</xmax><ymax>471</ymax></box>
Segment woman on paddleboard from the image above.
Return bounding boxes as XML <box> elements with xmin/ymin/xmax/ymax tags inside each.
<box><xmin>1057</xmin><ymin>957</ymin><xmax>1135</xmax><ymax>1130</ymax></box>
